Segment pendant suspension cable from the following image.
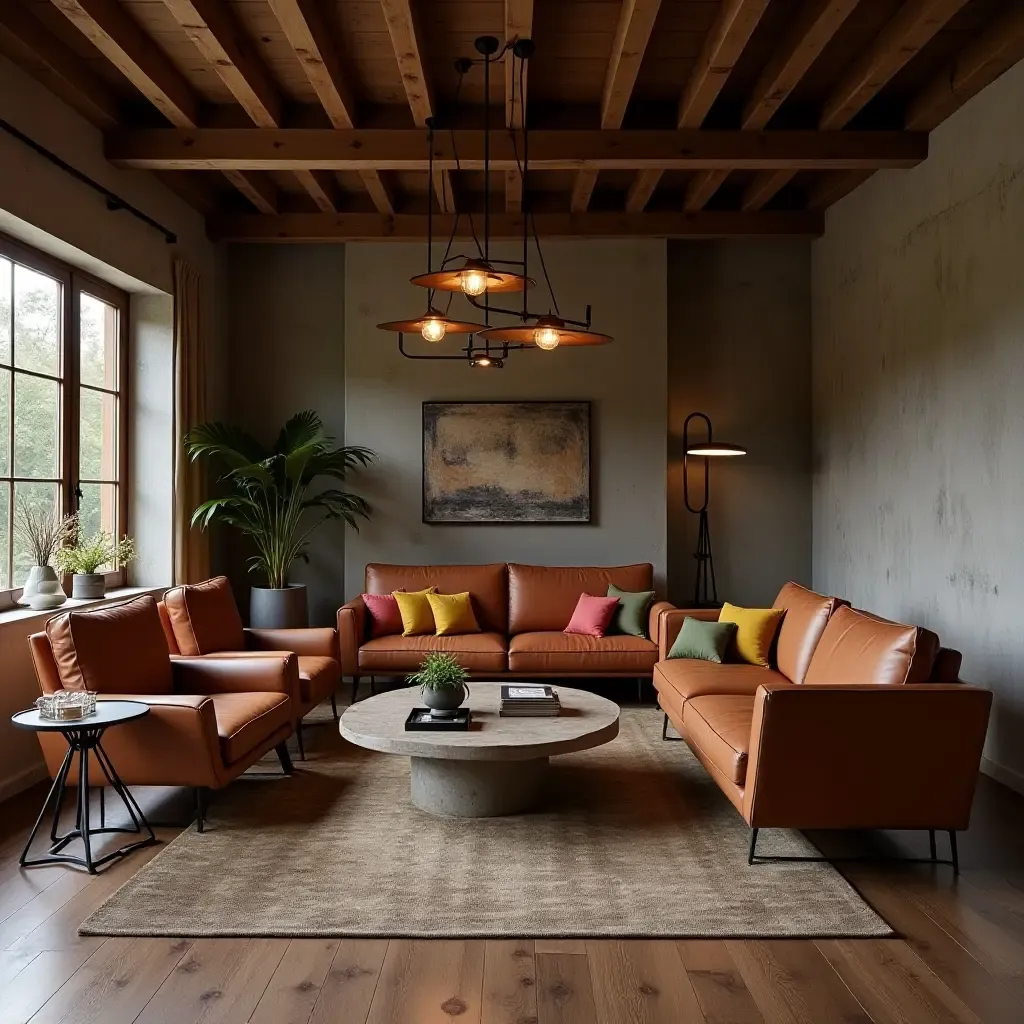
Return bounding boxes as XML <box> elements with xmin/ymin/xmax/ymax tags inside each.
<box><xmin>484</xmin><ymin>48</ymin><xmax>490</xmax><ymax>265</ymax></box>
<box><xmin>426</xmin><ymin>117</ymin><xmax>435</xmax><ymax>307</ymax></box>
<box><xmin>520</xmin><ymin>53</ymin><xmax>528</xmax><ymax>321</ymax></box>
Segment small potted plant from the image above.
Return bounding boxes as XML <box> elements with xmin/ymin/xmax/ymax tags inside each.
<box><xmin>14</xmin><ymin>500</ymin><xmax>75</xmax><ymax>609</ymax></box>
<box><xmin>407</xmin><ymin>652</ymin><xmax>469</xmax><ymax>718</ymax></box>
<box><xmin>55</xmin><ymin>522</ymin><xmax>136</xmax><ymax>599</ymax></box>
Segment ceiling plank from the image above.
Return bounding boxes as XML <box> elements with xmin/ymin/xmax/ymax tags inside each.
<box><xmin>379</xmin><ymin>0</ymin><xmax>454</xmax><ymax>212</ymax></box>
<box><xmin>905</xmin><ymin>4</ymin><xmax>1024</xmax><ymax>131</ymax></box>
<box><xmin>630</xmin><ymin>0</ymin><xmax>769</xmax><ymax>211</ymax></box>
<box><xmin>223</xmin><ymin>169</ymin><xmax>279</xmax><ymax>214</ymax></box>
<box><xmin>574</xmin><ymin>0</ymin><xmax>663</xmax><ymax>213</ymax></box>
<box><xmin>504</xmin><ymin>0</ymin><xmax>533</xmax><ymax>213</ymax></box>
<box><xmin>684</xmin><ymin>170</ymin><xmax>729</xmax><ymax>211</ymax></box>
<box><xmin>209</xmin><ymin>210</ymin><xmax>824</xmax><ymax>242</ymax></box>
<box><xmin>107</xmin><ymin>128</ymin><xmax>927</xmax><ymax>172</ymax></box>
<box><xmin>265</xmin><ymin>0</ymin><xmax>392</xmax><ymax>213</ymax></box>
<box><xmin>293</xmin><ymin>170</ymin><xmax>339</xmax><ymax>213</ymax></box>
<box><xmin>0</xmin><ymin>2</ymin><xmax>120</xmax><ymax>128</ymax></box>
<box><xmin>745</xmin><ymin>0</ymin><xmax>971</xmax><ymax>210</ymax></box>
<box><xmin>740</xmin><ymin>168</ymin><xmax>794</xmax><ymax>210</ymax></box>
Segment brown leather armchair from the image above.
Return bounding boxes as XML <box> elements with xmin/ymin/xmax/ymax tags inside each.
<box><xmin>158</xmin><ymin>577</ymin><xmax>341</xmax><ymax>759</ymax></box>
<box><xmin>29</xmin><ymin>594</ymin><xmax>298</xmax><ymax>831</ymax></box>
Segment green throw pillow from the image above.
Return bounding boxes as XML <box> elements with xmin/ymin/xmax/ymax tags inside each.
<box><xmin>667</xmin><ymin>617</ymin><xmax>737</xmax><ymax>663</ymax></box>
<box><xmin>606</xmin><ymin>584</ymin><xmax>655</xmax><ymax>638</ymax></box>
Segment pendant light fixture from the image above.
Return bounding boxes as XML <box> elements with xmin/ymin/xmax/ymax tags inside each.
<box><xmin>377</xmin><ymin>35</ymin><xmax>612</xmax><ymax>366</ymax></box>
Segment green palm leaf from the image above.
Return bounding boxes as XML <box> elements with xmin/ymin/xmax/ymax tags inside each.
<box><xmin>274</xmin><ymin>411</ymin><xmax>323</xmax><ymax>455</ymax></box>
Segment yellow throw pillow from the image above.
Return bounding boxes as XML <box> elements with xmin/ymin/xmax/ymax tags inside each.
<box><xmin>718</xmin><ymin>602</ymin><xmax>784</xmax><ymax>668</ymax></box>
<box><xmin>426</xmin><ymin>592</ymin><xmax>481</xmax><ymax>636</ymax></box>
<box><xmin>393</xmin><ymin>588</ymin><xmax>437</xmax><ymax>636</ymax></box>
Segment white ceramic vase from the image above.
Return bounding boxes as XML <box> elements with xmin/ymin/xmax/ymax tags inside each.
<box><xmin>27</xmin><ymin>566</ymin><xmax>67</xmax><ymax>611</ymax></box>
<box><xmin>19</xmin><ymin>565</ymin><xmax>46</xmax><ymax>606</ymax></box>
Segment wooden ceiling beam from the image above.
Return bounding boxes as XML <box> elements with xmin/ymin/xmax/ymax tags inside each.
<box><xmin>807</xmin><ymin>169</ymin><xmax>872</xmax><ymax>209</ymax></box>
<box><xmin>266</xmin><ymin>0</ymin><xmax>392</xmax><ymax>214</ymax></box>
<box><xmin>631</xmin><ymin>0</ymin><xmax>769</xmax><ymax>212</ymax></box>
<box><xmin>222</xmin><ymin>168</ymin><xmax>279</xmax><ymax>214</ymax></box>
<box><xmin>573</xmin><ymin>0</ymin><xmax>663</xmax><ymax>213</ymax></box>
<box><xmin>107</xmin><ymin>128</ymin><xmax>927</xmax><ymax>172</ymax></box>
<box><xmin>380</xmin><ymin>0</ymin><xmax>454</xmax><ymax>213</ymax></box>
<box><xmin>745</xmin><ymin>0</ymin><xmax>971</xmax><ymax>211</ymax></box>
<box><xmin>209</xmin><ymin>210</ymin><xmax>824</xmax><ymax>243</ymax></box>
<box><xmin>0</xmin><ymin>2</ymin><xmax>120</xmax><ymax>128</ymax></box>
<box><xmin>504</xmin><ymin>0</ymin><xmax>533</xmax><ymax>213</ymax></box>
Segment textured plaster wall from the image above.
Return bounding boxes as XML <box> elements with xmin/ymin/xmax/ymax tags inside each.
<box><xmin>343</xmin><ymin>240</ymin><xmax>667</xmax><ymax>601</ymax></box>
<box><xmin>667</xmin><ymin>240</ymin><xmax>812</xmax><ymax>607</ymax></box>
<box><xmin>812</xmin><ymin>58</ymin><xmax>1024</xmax><ymax>791</ymax></box>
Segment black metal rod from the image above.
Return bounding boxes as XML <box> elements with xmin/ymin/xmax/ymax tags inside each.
<box><xmin>484</xmin><ymin>52</ymin><xmax>490</xmax><ymax>264</ymax></box>
<box><xmin>0</xmin><ymin>119</ymin><xmax>177</xmax><ymax>244</ymax></box>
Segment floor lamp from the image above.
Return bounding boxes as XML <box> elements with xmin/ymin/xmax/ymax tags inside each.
<box><xmin>683</xmin><ymin>412</ymin><xmax>746</xmax><ymax>606</ymax></box>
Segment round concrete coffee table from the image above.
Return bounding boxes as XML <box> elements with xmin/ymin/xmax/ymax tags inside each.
<box><xmin>340</xmin><ymin>683</ymin><xmax>619</xmax><ymax>817</ymax></box>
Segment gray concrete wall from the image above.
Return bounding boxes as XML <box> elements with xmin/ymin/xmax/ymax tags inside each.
<box><xmin>667</xmin><ymin>240</ymin><xmax>812</xmax><ymax>607</ymax></box>
<box><xmin>812</xmin><ymin>58</ymin><xmax>1024</xmax><ymax>792</ymax></box>
<box><xmin>226</xmin><ymin>245</ymin><xmax>347</xmax><ymax>625</ymax></box>
<box><xmin>343</xmin><ymin>240</ymin><xmax>668</xmax><ymax>600</ymax></box>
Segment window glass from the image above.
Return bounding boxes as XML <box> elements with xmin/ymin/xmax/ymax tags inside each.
<box><xmin>79</xmin><ymin>388</ymin><xmax>117</xmax><ymax>481</ymax></box>
<box><xmin>80</xmin><ymin>292</ymin><xmax>118</xmax><ymax>389</ymax></box>
<box><xmin>13</xmin><ymin>264</ymin><xmax>60</xmax><ymax>376</ymax></box>
<box><xmin>13</xmin><ymin>374</ymin><xmax>60</xmax><ymax>479</ymax></box>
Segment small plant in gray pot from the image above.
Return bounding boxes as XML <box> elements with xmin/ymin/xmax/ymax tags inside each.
<box><xmin>408</xmin><ymin>653</ymin><xmax>469</xmax><ymax>718</ymax></box>
<box><xmin>54</xmin><ymin>522</ymin><xmax>136</xmax><ymax>600</ymax></box>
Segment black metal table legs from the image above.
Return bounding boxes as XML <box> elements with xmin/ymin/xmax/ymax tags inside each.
<box><xmin>19</xmin><ymin>725</ymin><xmax>158</xmax><ymax>874</ymax></box>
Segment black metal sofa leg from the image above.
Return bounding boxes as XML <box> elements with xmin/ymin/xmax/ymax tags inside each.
<box><xmin>195</xmin><ymin>787</ymin><xmax>206</xmax><ymax>833</ymax></box>
<box><xmin>276</xmin><ymin>742</ymin><xmax>293</xmax><ymax>774</ymax></box>
<box><xmin>661</xmin><ymin>713</ymin><xmax>683</xmax><ymax>741</ymax></box>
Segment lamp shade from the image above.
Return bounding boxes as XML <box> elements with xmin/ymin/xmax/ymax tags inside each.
<box><xmin>410</xmin><ymin>258</ymin><xmax>533</xmax><ymax>294</ymax></box>
<box><xmin>685</xmin><ymin>441</ymin><xmax>747</xmax><ymax>457</ymax></box>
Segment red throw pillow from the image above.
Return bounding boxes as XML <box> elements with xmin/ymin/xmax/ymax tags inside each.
<box><xmin>565</xmin><ymin>594</ymin><xmax>620</xmax><ymax>638</ymax></box>
<box><xmin>362</xmin><ymin>592</ymin><xmax>404</xmax><ymax>638</ymax></box>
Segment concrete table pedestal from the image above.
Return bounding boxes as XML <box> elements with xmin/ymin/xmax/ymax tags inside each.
<box><xmin>340</xmin><ymin>683</ymin><xmax>619</xmax><ymax>819</ymax></box>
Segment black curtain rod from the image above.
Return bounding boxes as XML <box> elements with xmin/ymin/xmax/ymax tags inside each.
<box><xmin>0</xmin><ymin>118</ymin><xmax>177</xmax><ymax>244</ymax></box>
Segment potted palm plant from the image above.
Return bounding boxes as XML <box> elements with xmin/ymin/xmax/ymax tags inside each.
<box><xmin>186</xmin><ymin>411</ymin><xmax>375</xmax><ymax>628</ymax></box>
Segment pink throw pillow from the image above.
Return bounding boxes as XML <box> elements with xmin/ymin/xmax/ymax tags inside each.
<box><xmin>362</xmin><ymin>592</ymin><xmax>404</xmax><ymax>639</ymax></box>
<box><xmin>565</xmin><ymin>594</ymin><xmax>620</xmax><ymax>638</ymax></box>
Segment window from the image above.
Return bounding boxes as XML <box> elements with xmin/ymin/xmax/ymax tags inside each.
<box><xmin>0</xmin><ymin>234</ymin><xmax>129</xmax><ymax>603</ymax></box>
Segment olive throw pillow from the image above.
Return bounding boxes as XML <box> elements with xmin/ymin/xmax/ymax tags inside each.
<box><xmin>667</xmin><ymin>617</ymin><xmax>737</xmax><ymax>663</ymax></box>
<box><xmin>606</xmin><ymin>583</ymin><xmax>656</xmax><ymax>638</ymax></box>
<box><xmin>718</xmin><ymin>602</ymin><xmax>784</xmax><ymax>668</ymax></box>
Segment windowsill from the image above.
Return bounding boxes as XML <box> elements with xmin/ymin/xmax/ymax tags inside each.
<box><xmin>0</xmin><ymin>586</ymin><xmax>167</xmax><ymax>630</ymax></box>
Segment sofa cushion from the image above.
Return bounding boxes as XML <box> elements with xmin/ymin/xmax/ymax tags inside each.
<box><xmin>667</xmin><ymin>617</ymin><xmax>736</xmax><ymax>663</ymax></box>
<box><xmin>508</xmin><ymin>631</ymin><xmax>658</xmax><ymax>674</ymax></box>
<box><xmin>163</xmin><ymin>576</ymin><xmax>245</xmax><ymax>656</ymax></box>
<box><xmin>564</xmin><ymin>595</ymin><xmax>619</xmax><ymax>637</ymax></box>
<box><xmin>359</xmin><ymin>632</ymin><xmax>507</xmax><ymax>673</ymax></box>
<box><xmin>297</xmin><ymin>656</ymin><xmax>340</xmax><ymax>707</ymax></box>
<box><xmin>46</xmin><ymin>595</ymin><xmax>173</xmax><ymax>695</ymax></box>
<box><xmin>683</xmin><ymin>695</ymin><xmax>755</xmax><ymax>785</ymax></box>
<box><xmin>773</xmin><ymin>582</ymin><xmax>841</xmax><ymax>684</ymax></box>
<box><xmin>365</xmin><ymin>563</ymin><xmax>508</xmax><ymax>633</ymax></box>
<box><xmin>508</xmin><ymin>563</ymin><xmax>654</xmax><ymax>634</ymax></box>
<box><xmin>718</xmin><ymin>603</ymin><xmax>784</xmax><ymax>668</ymax></box>
<box><xmin>804</xmin><ymin>605</ymin><xmax>926</xmax><ymax>686</ymax></box>
<box><xmin>210</xmin><ymin>691</ymin><xmax>291</xmax><ymax>764</ymax></box>
<box><xmin>654</xmin><ymin>659</ymin><xmax>789</xmax><ymax>719</ymax></box>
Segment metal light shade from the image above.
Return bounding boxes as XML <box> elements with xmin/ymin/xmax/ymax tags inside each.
<box><xmin>685</xmin><ymin>441</ymin><xmax>747</xmax><ymax>456</ymax></box>
<box><xmin>376</xmin><ymin>310</ymin><xmax>485</xmax><ymax>335</ymax></box>
<box><xmin>478</xmin><ymin>315</ymin><xmax>613</xmax><ymax>347</ymax></box>
<box><xmin>410</xmin><ymin>258</ymin><xmax>533</xmax><ymax>294</ymax></box>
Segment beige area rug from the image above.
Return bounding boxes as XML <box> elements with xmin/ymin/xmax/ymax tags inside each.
<box><xmin>80</xmin><ymin>707</ymin><xmax>890</xmax><ymax>938</ymax></box>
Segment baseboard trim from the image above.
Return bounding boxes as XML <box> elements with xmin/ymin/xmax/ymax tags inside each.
<box><xmin>0</xmin><ymin>762</ymin><xmax>49</xmax><ymax>805</ymax></box>
<box><xmin>981</xmin><ymin>756</ymin><xmax>1024</xmax><ymax>797</ymax></box>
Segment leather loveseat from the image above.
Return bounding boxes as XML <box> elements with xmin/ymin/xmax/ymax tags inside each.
<box><xmin>654</xmin><ymin>582</ymin><xmax>993</xmax><ymax>871</ymax></box>
<box><xmin>337</xmin><ymin>563</ymin><xmax>673</xmax><ymax>700</ymax></box>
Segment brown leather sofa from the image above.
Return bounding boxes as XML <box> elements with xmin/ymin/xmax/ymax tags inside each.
<box><xmin>29</xmin><ymin>594</ymin><xmax>298</xmax><ymax>831</ymax></box>
<box><xmin>337</xmin><ymin>563</ymin><xmax>673</xmax><ymax>700</ymax></box>
<box><xmin>653</xmin><ymin>582</ymin><xmax>993</xmax><ymax>871</ymax></box>
<box><xmin>158</xmin><ymin>577</ymin><xmax>342</xmax><ymax>759</ymax></box>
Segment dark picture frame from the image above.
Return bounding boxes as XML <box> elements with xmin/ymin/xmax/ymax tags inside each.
<box><xmin>422</xmin><ymin>401</ymin><xmax>592</xmax><ymax>524</ymax></box>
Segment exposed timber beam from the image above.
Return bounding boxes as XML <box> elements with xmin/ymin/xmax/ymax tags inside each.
<box><xmin>380</xmin><ymin>0</ymin><xmax>454</xmax><ymax>212</ymax></box>
<box><xmin>572</xmin><ymin>0</ymin><xmax>662</xmax><ymax>212</ymax></box>
<box><xmin>745</xmin><ymin>0</ymin><xmax>970</xmax><ymax>210</ymax></box>
<box><xmin>266</xmin><ymin>0</ymin><xmax>391</xmax><ymax>212</ymax></box>
<box><xmin>0</xmin><ymin>2</ymin><xmax>120</xmax><ymax>128</ymax></box>
<box><xmin>630</xmin><ymin>0</ymin><xmax>769</xmax><ymax>211</ymax></box>
<box><xmin>807</xmin><ymin>169</ymin><xmax>872</xmax><ymax>209</ymax></box>
<box><xmin>222</xmin><ymin>169</ymin><xmax>278</xmax><ymax>214</ymax></box>
<box><xmin>50</xmin><ymin>0</ymin><xmax>274</xmax><ymax>210</ymax></box>
<box><xmin>209</xmin><ymin>210</ymin><xmax>824</xmax><ymax>243</ymax></box>
<box><xmin>504</xmin><ymin>0</ymin><xmax>533</xmax><ymax>212</ymax></box>
<box><xmin>106</xmin><ymin>128</ymin><xmax>927</xmax><ymax>172</ymax></box>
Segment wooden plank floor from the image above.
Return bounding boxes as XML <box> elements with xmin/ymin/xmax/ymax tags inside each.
<box><xmin>1</xmin><ymin>696</ymin><xmax>1023</xmax><ymax>1023</ymax></box>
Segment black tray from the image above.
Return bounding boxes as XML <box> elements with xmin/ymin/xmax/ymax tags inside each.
<box><xmin>405</xmin><ymin>708</ymin><xmax>471</xmax><ymax>731</ymax></box>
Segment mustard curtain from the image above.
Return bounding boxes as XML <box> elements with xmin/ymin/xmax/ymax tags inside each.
<box><xmin>171</xmin><ymin>259</ymin><xmax>211</xmax><ymax>584</ymax></box>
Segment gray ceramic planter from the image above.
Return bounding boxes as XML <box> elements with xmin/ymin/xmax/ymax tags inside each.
<box><xmin>72</xmin><ymin>573</ymin><xmax>105</xmax><ymax>600</ymax></box>
<box><xmin>421</xmin><ymin>683</ymin><xmax>467</xmax><ymax>718</ymax></box>
<box><xmin>249</xmin><ymin>585</ymin><xmax>309</xmax><ymax>629</ymax></box>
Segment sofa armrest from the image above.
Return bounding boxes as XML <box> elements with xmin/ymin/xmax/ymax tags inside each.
<box><xmin>171</xmin><ymin>653</ymin><xmax>299</xmax><ymax>698</ymax></box>
<box><xmin>648</xmin><ymin>601</ymin><xmax>674</xmax><ymax>646</ymax></box>
<box><xmin>337</xmin><ymin>597</ymin><xmax>367</xmax><ymax>677</ymax></box>
<box><xmin>658</xmin><ymin>607</ymin><xmax>722</xmax><ymax>660</ymax></box>
<box><xmin>245</xmin><ymin>627</ymin><xmax>339</xmax><ymax>660</ymax></box>
<box><xmin>742</xmin><ymin>683</ymin><xmax>993</xmax><ymax>831</ymax></box>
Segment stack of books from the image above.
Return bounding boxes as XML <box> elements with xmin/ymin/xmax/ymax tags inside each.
<box><xmin>500</xmin><ymin>684</ymin><xmax>561</xmax><ymax>717</ymax></box>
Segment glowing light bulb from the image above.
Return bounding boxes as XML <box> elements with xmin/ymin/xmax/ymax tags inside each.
<box><xmin>474</xmin><ymin>355</ymin><xmax>492</xmax><ymax>367</ymax></box>
<box><xmin>420</xmin><ymin>316</ymin><xmax>447</xmax><ymax>343</ymax></box>
<box><xmin>534</xmin><ymin>326</ymin><xmax>561</xmax><ymax>350</ymax></box>
<box><xmin>460</xmin><ymin>269</ymin><xmax>488</xmax><ymax>296</ymax></box>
